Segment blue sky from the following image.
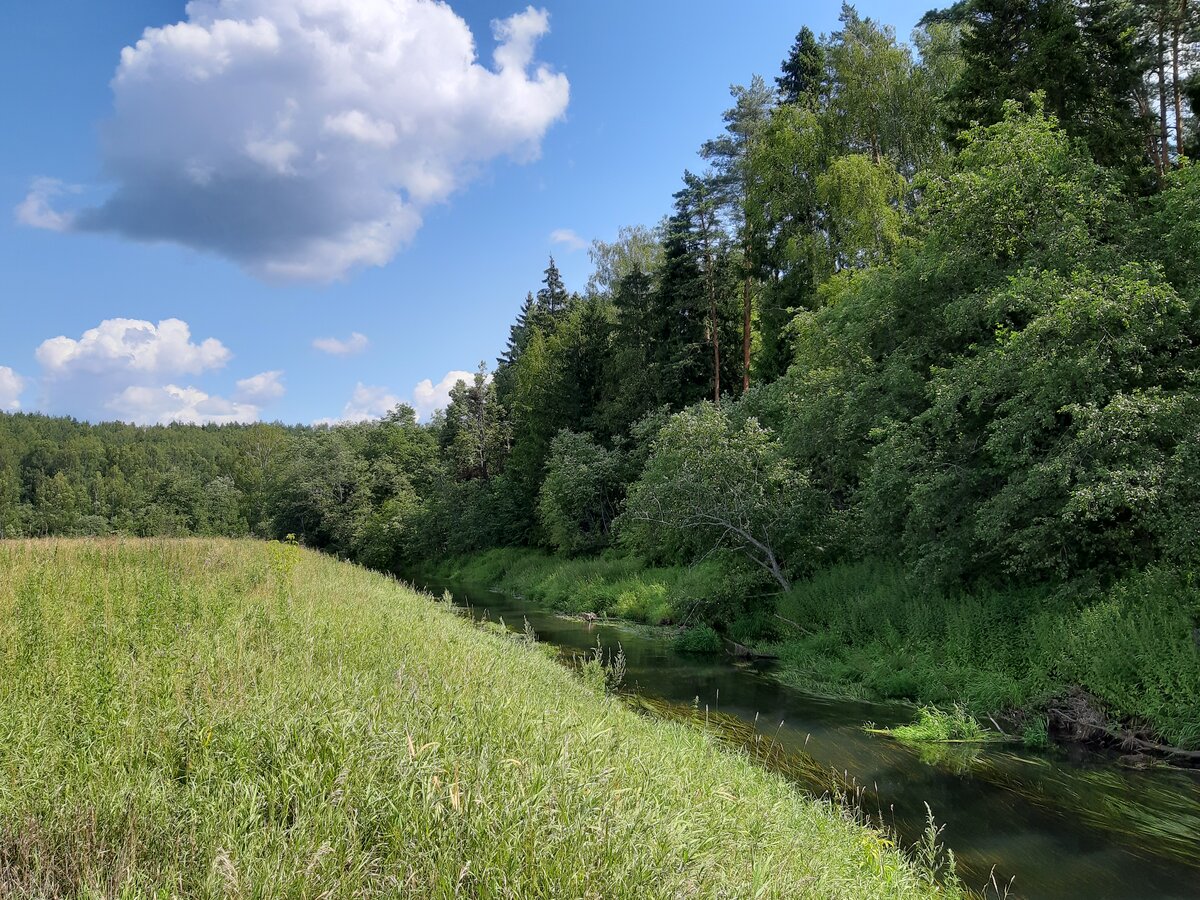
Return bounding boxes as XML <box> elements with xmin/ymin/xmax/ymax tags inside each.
<box><xmin>0</xmin><ymin>0</ymin><xmax>927</xmax><ymax>425</ymax></box>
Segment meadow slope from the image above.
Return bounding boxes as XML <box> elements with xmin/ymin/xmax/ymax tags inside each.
<box><xmin>0</xmin><ymin>538</ymin><xmax>953</xmax><ymax>899</ymax></box>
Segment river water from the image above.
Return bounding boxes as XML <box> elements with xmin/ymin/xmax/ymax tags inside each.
<box><xmin>421</xmin><ymin>579</ymin><xmax>1200</xmax><ymax>899</ymax></box>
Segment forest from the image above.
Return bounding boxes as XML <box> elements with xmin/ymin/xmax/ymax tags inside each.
<box><xmin>3</xmin><ymin>1</ymin><xmax>1200</xmax><ymax>751</ymax></box>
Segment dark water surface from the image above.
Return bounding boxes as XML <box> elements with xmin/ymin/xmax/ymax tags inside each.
<box><xmin>420</xmin><ymin>578</ymin><xmax>1200</xmax><ymax>900</ymax></box>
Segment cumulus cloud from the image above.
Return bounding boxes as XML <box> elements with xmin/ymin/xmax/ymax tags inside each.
<box><xmin>36</xmin><ymin>317</ymin><xmax>230</xmax><ymax>377</ymax></box>
<box><xmin>32</xmin><ymin>317</ymin><xmax>281</xmax><ymax>425</ymax></box>
<box><xmin>235</xmin><ymin>370</ymin><xmax>285</xmax><ymax>402</ymax></box>
<box><xmin>313</xmin><ymin>332</ymin><xmax>369</xmax><ymax>356</ymax></box>
<box><xmin>107</xmin><ymin>384</ymin><xmax>261</xmax><ymax>426</ymax></box>
<box><xmin>317</xmin><ymin>368</ymin><xmax>476</xmax><ymax>426</ymax></box>
<box><xmin>549</xmin><ymin>228</ymin><xmax>586</xmax><ymax>251</ymax></box>
<box><xmin>315</xmin><ymin>382</ymin><xmax>405</xmax><ymax>426</ymax></box>
<box><xmin>412</xmin><ymin>369</ymin><xmax>474</xmax><ymax>419</ymax></box>
<box><xmin>0</xmin><ymin>366</ymin><xmax>25</xmax><ymax>411</ymax></box>
<box><xmin>21</xmin><ymin>0</ymin><xmax>569</xmax><ymax>281</ymax></box>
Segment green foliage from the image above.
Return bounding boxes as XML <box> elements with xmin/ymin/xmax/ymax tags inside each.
<box><xmin>538</xmin><ymin>430</ymin><xmax>622</xmax><ymax>554</ymax></box>
<box><xmin>1133</xmin><ymin>161</ymin><xmax>1200</xmax><ymax>295</ymax></box>
<box><xmin>1054</xmin><ymin>566</ymin><xmax>1200</xmax><ymax>750</ymax></box>
<box><xmin>425</xmin><ymin>548</ymin><xmax>767</xmax><ymax>630</ymax></box>
<box><xmin>943</xmin><ymin>0</ymin><xmax>1147</xmax><ymax>174</ymax></box>
<box><xmin>772</xmin><ymin>560</ymin><xmax>1200</xmax><ymax>749</ymax></box>
<box><xmin>1022</xmin><ymin>716</ymin><xmax>1050</xmax><ymax>749</ymax></box>
<box><xmin>777</xmin><ymin>26</ymin><xmax>825</xmax><ymax>108</ymax></box>
<box><xmin>869</xmin><ymin>706</ymin><xmax>990</xmax><ymax>744</ymax></box>
<box><xmin>921</xmin><ymin>97</ymin><xmax>1117</xmax><ymax>271</ymax></box>
<box><xmin>876</xmin><ymin>265</ymin><xmax>1200</xmax><ymax>582</ymax></box>
<box><xmin>586</xmin><ymin>225</ymin><xmax>664</xmax><ymax>298</ymax></box>
<box><xmin>621</xmin><ymin>403</ymin><xmax>818</xmax><ymax>590</ymax></box>
<box><xmin>440</xmin><ymin>363</ymin><xmax>509</xmax><ymax>482</ymax></box>
<box><xmin>816</xmin><ymin>154</ymin><xmax>907</xmax><ymax>271</ymax></box>
<box><xmin>674</xmin><ymin>624</ymin><xmax>724</xmax><ymax>654</ymax></box>
<box><xmin>502</xmin><ymin>296</ymin><xmax>614</xmax><ymax>534</ymax></box>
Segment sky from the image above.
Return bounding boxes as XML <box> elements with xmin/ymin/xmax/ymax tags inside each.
<box><xmin>0</xmin><ymin>0</ymin><xmax>928</xmax><ymax>426</ymax></box>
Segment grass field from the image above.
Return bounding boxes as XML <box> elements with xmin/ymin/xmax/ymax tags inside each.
<box><xmin>0</xmin><ymin>539</ymin><xmax>954</xmax><ymax>898</ymax></box>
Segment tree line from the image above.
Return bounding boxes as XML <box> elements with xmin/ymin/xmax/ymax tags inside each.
<box><xmin>2</xmin><ymin>1</ymin><xmax>1199</xmax><ymax>633</ymax></box>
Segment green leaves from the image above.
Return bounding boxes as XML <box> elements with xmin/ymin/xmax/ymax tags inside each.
<box><xmin>538</xmin><ymin>430</ymin><xmax>621</xmax><ymax>556</ymax></box>
<box><xmin>922</xmin><ymin>98</ymin><xmax>1117</xmax><ymax>272</ymax></box>
<box><xmin>620</xmin><ymin>404</ymin><xmax>817</xmax><ymax>589</ymax></box>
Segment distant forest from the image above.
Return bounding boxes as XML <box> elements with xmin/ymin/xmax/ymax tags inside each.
<box><xmin>4</xmin><ymin>0</ymin><xmax>1200</xmax><ymax>606</ymax></box>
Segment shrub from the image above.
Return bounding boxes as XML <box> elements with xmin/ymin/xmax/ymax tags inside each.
<box><xmin>674</xmin><ymin>624</ymin><xmax>724</xmax><ymax>654</ymax></box>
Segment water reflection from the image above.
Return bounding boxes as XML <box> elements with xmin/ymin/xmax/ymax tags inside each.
<box><xmin>424</xmin><ymin>579</ymin><xmax>1200</xmax><ymax>900</ymax></box>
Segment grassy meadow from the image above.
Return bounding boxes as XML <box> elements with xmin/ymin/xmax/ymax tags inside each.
<box><xmin>0</xmin><ymin>538</ymin><xmax>953</xmax><ymax>898</ymax></box>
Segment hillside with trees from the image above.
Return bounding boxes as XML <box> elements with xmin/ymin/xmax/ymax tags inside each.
<box><xmin>2</xmin><ymin>1</ymin><xmax>1199</xmax><ymax>753</ymax></box>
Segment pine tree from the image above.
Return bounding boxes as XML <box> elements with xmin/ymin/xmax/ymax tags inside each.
<box><xmin>702</xmin><ymin>77</ymin><xmax>775</xmax><ymax>393</ymax></box>
<box><xmin>777</xmin><ymin>26</ymin><xmax>826</xmax><ymax>108</ymax></box>
<box><xmin>675</xmin><ymin>172</ymin><xmax>729</xmax><ymax>403</ymax></box>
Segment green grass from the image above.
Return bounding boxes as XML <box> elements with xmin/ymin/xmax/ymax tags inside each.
<box><xmin>420</xmin><ymin>547</ymin><xmax>748</xmax><ymax>630</ymax></box>
<box><xmin>867</xmin><ymin>706</ymin><xmax>998</xmax><ymax>744</ymax></box>
<box><xmin>0</xmin><ymin>538</ymin><xmax>954</xmax><ymax>898</ymax></box>
<box><xmin>771</xmin><ymin>560</ymin><xmax>1200</xmax><ymax>750</ymax></box>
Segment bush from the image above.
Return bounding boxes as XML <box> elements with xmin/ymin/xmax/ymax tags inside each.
<box><xmin>674</xmin><ymin>624</ymin><xmax>724</xmax><ymax>654</ymax></box>
<box><xmin>538</xmin><ymin>430</ymin><xmax>622</xmax><ymax>555</ymax></box>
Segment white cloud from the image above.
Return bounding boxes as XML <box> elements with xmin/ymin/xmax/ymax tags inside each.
<box><xmin>15</xmin><ymin>178</ymin><xmax>79</xmax><ymax>232</ymax></box>
<box><xmin>0</xmin><ymin>367</ymin><xmax>25</xmax><ymax>411</ymax></box>
<box><xmin>31</xmin><ymin>317</ymin><xmax>281</xmax><ymax>425</ymax></box>
<box><xmin>324</xmin><ymin>110</ymin><xmax>398</xmax><ymax>148</ymax></box>
<box><xmin>107</xmin><ymin>384</ymin><xmax>261</xmax><ymax>426</ymax></box>
<box><xmin>234</xmin><ymin>370</ymin><xmax>285</xmax><ymax>402</ymax></box>
<box><xmin>313</xmin><ymin>332</ymin><xmax>369</xmax><ymax>356</ymax></box>
<box><xmin>549</xmin><ymin>228</ymin><xmax>586</xmax><ymax>251</ymax></box>
<box><xmin>36</xmin><ymin>317</ymin><xmax>230</xmax><ymax>377</ymax></box>
<box><xmin>315</xmin><ymin>382</ymin><xmax>404</xmax><ymax>426</ymax></box>
<box><xmin>412</xmin><ymin>370</ymin><xmax>474</xmax><ymax>420</ymax></box>
<box><xmin>21</xmin><ymin>0</ymin><xmax>569</xmax><ymax>281</ymax></box>
<box><xmin>317</xmin><ymin>368</ymin><xmax>477</xmax><ymax>426</ymax></box>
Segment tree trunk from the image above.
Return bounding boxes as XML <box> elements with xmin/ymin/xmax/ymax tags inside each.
<box><xmin>741</xmin><ymin>248</ymin><xmax>752</xmax><ymax>394</ymax></box>
<box><xmin>1158</xmin><ymin>16</ymin><xmax>1171</xmax><ymax>170</ymax></box>
<box><xmin>711</xmin><ymin>291</ymin><xmax>721</xmax><ymax>403</ymax></box>
<box><xmin>1137</xmin><ymin>89</ymin><xmax>1163</xmax><ymax>176</ymax></box>
<box><xmin>705</xmin><ymin>237</ymin><xmax>721</xmax><ymax>404</ymax></box>
<box><xmin>1173</xmin><ymin>0</ymin><xmax>1187</xmax><ymax>158</ymax></box>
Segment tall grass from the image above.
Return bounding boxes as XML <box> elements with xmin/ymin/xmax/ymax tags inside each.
<box><xmin>423</xmin><ymin>547</ymin><xmax>766</xmax><ymax>634</ymax></box>
<box><xmin>0</xmin><ymin>538</ymin><xmax>952</xmax><ymax>898</ymax></box>
<box><xmin>773</xmin><ymin>560</ymin><xmax>1200</xmax><ymax>750</ymax></box>
<box><xmin>867</xmin><ymin>706</ymin><xmax>995</xmax><ymax>744</ymax></box>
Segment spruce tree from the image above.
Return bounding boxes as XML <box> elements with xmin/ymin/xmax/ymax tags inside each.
<box><xmin>944</xmin><ymin>0</ymin><xmax>1146</xmax><ymax>175</ymax></box>
<box><xmin>497</xmin><ymin>292</ymin><xmax>536</xmax><ymax>370</ymax></box>
<box><xmin>535</xmin><ymin>256</ymin><xmax>570</xmax><ymax>318</ymax></box>
<box><xmin>777</xmin><ymin>26</ymin><xmax>826</xmax><ymax>108</ymax></box>
<box><xmin>495</xmin><ymin>291</ymin><xmax>536</xmax><ymax>404</ymax></box>
<box><xmin>656</xmin><ymin>200</ymin><xmax>721</xmax><ymax>408</ymax></box>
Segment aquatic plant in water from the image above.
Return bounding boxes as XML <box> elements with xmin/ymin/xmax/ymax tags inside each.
<box><xmin>866</xmin><ymin>705</ymin><xmax>1006</xmax><ymax>744</ymax></box>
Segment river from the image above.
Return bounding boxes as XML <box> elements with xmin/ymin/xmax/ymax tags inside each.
<box><xmin>419</xmin><ymin>577</ymin><xmax>1200</xmax><ymax>899</ymax></box>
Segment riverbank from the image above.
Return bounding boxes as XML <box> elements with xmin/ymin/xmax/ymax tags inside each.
<box><xmin>423</xmin><ymin>549</ymin><xmax>1200</xmax><ymax>759</ymax></box>
<box><xmin>0</xmin><ymin>538</ymin><xmax>953</xmax><ymax>898</ymax></box>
